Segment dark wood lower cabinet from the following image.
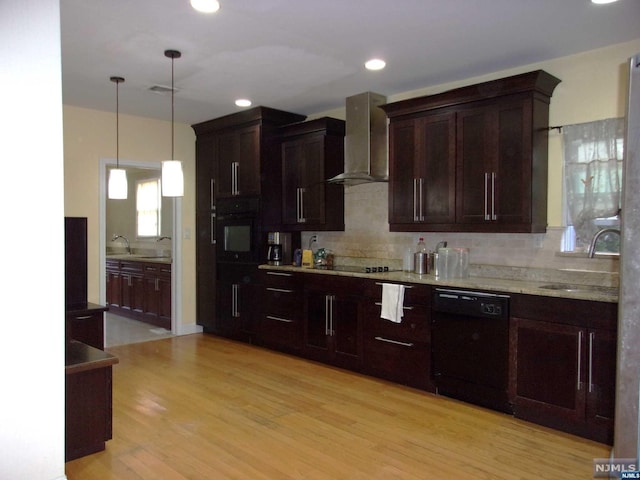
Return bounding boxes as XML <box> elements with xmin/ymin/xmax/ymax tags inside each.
<box><xmin>229</xmin><ymin>269</ymin><xmax>618</xmax><ymax>445</ymax></box>
<box><xmin>303</xmin><ymin>276</ymin><xmax>361</xmax><ymax>371</ymax></box>
<box><xmin>66</xmin><ymin>303</ymin><xmax>108</xmax><ymax>350</ymax></box>
<box><xmin>106</xmin><ymin>259</ymin><xmax>171</xmax><ymax>329</ymax></box>
<box><xmin>65</xmin><ymin>341</ymin><xmax>117</xmax><ymax>461</ymax></box>
<box><xmin>361</xmin><ymin>282</ymin><xmax>434</xmax><ymax>392</ymax></box>
<box><xmin>510</xmin><ymin>294</ymin><xmax>617</xmax><ymax>444</ymax></box>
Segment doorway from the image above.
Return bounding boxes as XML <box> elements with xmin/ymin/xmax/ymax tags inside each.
<box><xmin>98</xmin><ymin>158</ymin><xmax>183</xmax><ymax>341</ymax></box>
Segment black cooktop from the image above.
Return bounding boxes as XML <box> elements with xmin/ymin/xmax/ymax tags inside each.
<box><xmin>318</xmin><ymin>265</ymin><xmax>400</xmax><ymax>274</ymax></box>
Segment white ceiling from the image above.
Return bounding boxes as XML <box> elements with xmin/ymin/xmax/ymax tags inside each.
<box><xmin>60</xmin><ymin>0</ymin><xmax>640</xmax><ymax>125</ymax></box>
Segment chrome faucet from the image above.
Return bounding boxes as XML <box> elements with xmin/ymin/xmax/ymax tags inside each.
<box><xmin>587</xmin><ymin>228</ymin><xmax>621</xmax><ymax>258</ymax></box>
<box><xmin>112</xmin><ymin>234</ymin><xmax>130</xmax><ymax>254</ymax></box>
<box><xmin>157</xmin><ymin>236</ymin><xmax>172</xmax><ymax>242</ymax></box>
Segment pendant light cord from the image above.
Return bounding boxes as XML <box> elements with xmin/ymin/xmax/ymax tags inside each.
<box><xmin>110</xmin><ymin>76</ymin><xmax>125</xmax><ymax>169</ymax></box>
<box><xmin>171</xmin><ymin>54</ymin><xmax>175</xmax><ymax>161</ymax></box>
<box><xmin>165</xmin><ymin>49</ymin><xmax>181</xmax><ymax>161</ymax></box>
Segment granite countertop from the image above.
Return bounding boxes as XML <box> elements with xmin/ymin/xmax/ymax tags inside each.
<box><xmin>65</xmin><ymin>340</ymin><xmax>119</xmax><ymax>375</ymax></box>
<box><xmin>106</xmin><ymin>253</ymin><xmax>172</xmax><ymax>264</ymax></box>
<box><xmin>258</xmin><ymin>264</ymin><xmax>619</xmax><ymax>303</ymax></box>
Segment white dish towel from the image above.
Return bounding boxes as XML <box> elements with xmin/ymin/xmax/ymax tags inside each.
<box><xmin>380</xmin><ymin>283</ymin><xmax>405</xmax><ymax>323</ymax></box>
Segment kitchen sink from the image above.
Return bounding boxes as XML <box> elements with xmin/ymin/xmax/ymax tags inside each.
<box><xmin>538</xmin><ymin>283</ymin><xmax>618</xmax><ymax>294</ymax></box>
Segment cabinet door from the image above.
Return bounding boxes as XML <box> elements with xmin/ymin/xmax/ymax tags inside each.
<box><xmin>236</xmin><ymin>125</ymin><xmax>261</xmax><ymax>196</ymax></box>
<box><xmin>158</xmin><ymin>275</ymin><xmax>172</xmax><ymax>325</ymax></box>
<box><xmin>331</xmin><ymin>293</ymin><xmax>360</xmax><ymax>369</ymax></box>
<box><xmin>389</xmin><ymin>118</ymin><xmax>420</xmax><ymax>224</ymax></box>
<box><xmin>512</xmin><ymin>317</ymin><xmax>585</xmax><ymax>422</ymax></box>
<box><xmin>586</xmin><ymin>328</ymin><xmax>616</xmax><ymax>434</ymax></box>
<box><xmin>196</xmin><ymin>135</ymin><xmax>216</xmax><ymax>213</ymax></box>
<box><xmin>304</xmin><ymin>289</ymin><xmax>330</xmax><ymax>354</ymax></box>
<box><xmin>282</xmin><ymin>139</ymin><xmax>304</xmax><ymax>225</ymax></box>
<box><xmin>418</xmin><ymin>113</ymin><xmax>456</xmax><ymax>224</ymax></box>
<box><xmin>197</xmin><ymin>269</ymin><xmax>216</xmax><ymax>330</ymax></box>
<box><xmin>216</xmin><ymin>281</ymin><xmax>239</xmax><ymax>336</ymax></box>
<box><xmin>456</xmin><ymin>99</ymin><xmax>532</xmax><ymax>228</ymax></box>
<box><xmin>456</xmin><ymin>106</ymin><xmax>493</xmax><ymax>225</ymax></box>
<box><xmin>298</xmin><ymin>135</ymin><xmax>326</xmax><ymax>225</ymax></box>
<box><xmin>216</xmin><ymin>125</ymin><xmax>261</xmax><ymax>198</ymax></box>
<box><xmin>216</xmin><ymin>130</ymin><xmax>236</xmax><ymax>198</ymax></box>
<box><xmin>493</xmin><ymin>99</ymin><xmax>532</xmax><ymax>226</ymax></box>
<box><xmin>106</xmin><ymin>268</ymin><xmax>122</xmax><ymax>308</ymax></box>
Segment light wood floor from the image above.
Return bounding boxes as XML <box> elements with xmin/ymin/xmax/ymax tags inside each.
<box><xmin>65</xmin><ymin>334</ymin><xmax>610</xmax><ymax>479</ymax></box>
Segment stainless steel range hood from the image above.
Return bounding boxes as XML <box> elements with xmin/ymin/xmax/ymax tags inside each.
<box><xmin>328</xmin><ymin>92</ymin><xmax>388</xmax><ymax>185</ymax></box>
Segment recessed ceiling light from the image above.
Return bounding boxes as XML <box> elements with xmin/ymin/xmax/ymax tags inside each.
<box><xmin>591</xmin><ymin>0</ymin><xmax>618</xmax><ymax>4</ymax></box>
<box><xmin>235</xmin><ymin>99</ymin><xmax>252</xmax><ymax>107</ymax></box>
<box><xmin>191</xmin><ymin>0</ymin><xmax>220</xmax><ymax>13</ymax></box>
<box><xmin>365</xmin><ymin>58</ymin><xmax>386</xmax><ymax>71</ymax></box>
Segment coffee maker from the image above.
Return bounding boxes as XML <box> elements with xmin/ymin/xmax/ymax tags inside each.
<box><xmin>267</xmin><ymin>232</ymin><xmax>292</xmax><ymax>265</ymax></box>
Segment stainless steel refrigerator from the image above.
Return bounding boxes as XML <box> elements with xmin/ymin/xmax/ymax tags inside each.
<box><xmin>614</xmin><ymin>52</ymin><xmax>640</xmax><ymax>460</ymax></box>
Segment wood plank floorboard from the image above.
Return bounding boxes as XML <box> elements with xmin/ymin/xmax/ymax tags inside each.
<box><xmin>65</xmin><ymin>334</ymin><xmax>610</xmax><ymax>479</ymax></box>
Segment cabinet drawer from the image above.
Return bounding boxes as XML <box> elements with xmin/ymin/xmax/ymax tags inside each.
<box><xmin>365</xmin><ymin>281</ymin><xmax>430</xmax><ymax>305</ymax></box>
<box><xmin>263</xmin><ymin>287</ymin><xmax>300</xmax><ymax>318</ymax></box>
<box><xmin>262</xmin><ymin>270</ymin><xmax>300</xmax><ymax>289</ymax></box>
<box><xmin>120</xmin><ymin>261</ymin><xmax>144</xmax><ymax>274</ymax></box>
<box><xmin>362</xmin><ymin>336</ymin><xmax>432</xmax><ymax>391</ymax></box>
<box><xmin>366</xmin><ymin>306</ymin><xmax>430</xmax><ymax>343</ymax></box>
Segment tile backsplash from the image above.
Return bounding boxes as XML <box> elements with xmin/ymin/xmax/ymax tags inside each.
<box><xmin>302</xmin><ymin>182</ymin><xmax>619</xmax><ymax>275</ymax></box>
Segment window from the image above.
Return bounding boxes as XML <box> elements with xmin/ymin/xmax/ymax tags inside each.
<box><xmin>137</xmin><ymin>178</ymin><xmax>161</xmax><ymax>237</ymax></box>
<box><xmin>561</xmin><ymin>118</ymin><xmax>624</xmax><ymax>253</ymax></box>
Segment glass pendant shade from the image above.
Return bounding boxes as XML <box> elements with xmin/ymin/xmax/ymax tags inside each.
<box><xmin>162</xmin><ymin>160</ymin><xmax>184</xmax><ymax>197</ymax></box>
<box><xmin>108</xmin><ymin>168</ymin><xmax>128</xmax><ymax>199</ymax></box>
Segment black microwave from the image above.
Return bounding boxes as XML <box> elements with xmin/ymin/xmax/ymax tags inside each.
<box><xmin>216</xmin><ymin>197</ymin><xmax>260</xmax><ymax>263</ymax></box>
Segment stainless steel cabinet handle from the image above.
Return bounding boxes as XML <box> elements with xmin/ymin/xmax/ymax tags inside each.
<box><xmin>232</xmin><ymin>284</ymin><xmax>240</xmax><ymax>318</ymax></box>
<box><xmin>413</xmin><ymin>178</ymin><xmax>418</xmax><ymax>222</ymax></box>
<box><xmin>374</xmin><ymin>336</ymin><xmax>414</xmax><ymax>348</ymax></box>
<box><xmin>267</xmin><ymin>272</ymin><xmax>293</xmax><ymax>277</ymax></box>
<box><xmin>419</xmin><ymin>177</ymin><xmax>425</xmax><ymax>221</ymax></box>
<box><xmin>296</xmin><ymin>187</ymin><xmax>301</xmax><ymax>222</ymax></box>
<box><xmin>210</xmin><ymin>178</ymin><xmax>215</xmax><ymax>210</ymax></box>
<box><xmin>491</xmin><ymin>172</ymin><xmax>497</xmax><ymax>220</ymax></box>
<box><xmin>324</xmin><ymin>295</ymin><xmax>330</xmax><ymax>335</ymax></box>
<box><xmin>329</xmin><ymin>295</ymin><xmax>335</xmax><ymax>336</ymax></box>
<box><xmin>266</xmin><ymin>315</ymin><xmax>293</xmax><ymax>323</ymax></box>
<box><xmin>155</xmin><ymin>278</ymin><xmax>159</xmax><ymax>291</ymax></box>
<box><xmin>577</xmin><ymin>330</ymin><xmax>584</xmax><ymax>391</ymax></box>
<box><xmin>373</xmin><ymin>301</ymin><xmax>413</xmax><ymax>310</ymax></box>
<box><xmin>589</xmin><ymin>332</ymin><xmax>595</xmax><ymax>393</ymax></box>
<box><xmin>211</xmin><ymin>213</ymin><xmax>216</xmax><ymax>245</ymax></box>
<box><xmin>232</xmin><ymin>161</ymin><xmax>239</xmax><ymax>195</ymax></box>
<box><xmin>266</xmin><ymin>287</ymin><xmax>294</xmax><ymax>293</ymax></box>
<box><xmin>484</xmin><ymin>172</ymin><xmax>490</xmax><ymax>221</ymax></box>
<box><xmin>74</xmin><ymin>315</ymin><xmax>93</xmax><ymax>320</ymax></box>
<box><xmin>299</xmin><ymin>187</ymin><xmax>306</xmax><ymax>223</ymax></box>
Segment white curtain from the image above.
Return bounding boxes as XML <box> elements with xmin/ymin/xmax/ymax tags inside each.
<box><xmin>563</xmin><ymin>118</ymin><xmax>624</xmax><ymax>245</ymax></box>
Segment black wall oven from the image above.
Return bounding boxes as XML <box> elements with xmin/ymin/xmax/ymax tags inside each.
<box><xmin>216</xmin><ymin>197</ymin><xmax>260</xmax><ymax>264</ymax></box>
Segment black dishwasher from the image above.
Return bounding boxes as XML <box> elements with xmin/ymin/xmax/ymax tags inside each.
<box><xmin>431</xmin><ymin>288</ymin><xmax>512</xmax><ymax>413</ymax></box>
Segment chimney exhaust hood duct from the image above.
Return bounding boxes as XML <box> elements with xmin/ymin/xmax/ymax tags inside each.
<box><xmin>328</xmin><ymin>92</ymin><xmax>388</xmax><ymax>185</ymax></box>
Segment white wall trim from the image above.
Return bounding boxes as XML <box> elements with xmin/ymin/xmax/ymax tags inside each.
<box><xmin>99</xmin><ymin>157</ymin><xmax>185</xmax><ymax>335</ymax></box>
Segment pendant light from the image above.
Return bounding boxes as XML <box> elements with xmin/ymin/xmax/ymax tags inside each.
<box><xmin>162</xmin><ymin>49</ymin><xmax>184</xmax><ymax>197</ymax></box>
<box><xmin>108</xmin><ymin>76</ymin><xmax>128</xmax><ymax>199</ymax></box>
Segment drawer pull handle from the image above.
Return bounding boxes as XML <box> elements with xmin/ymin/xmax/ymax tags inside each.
<box><xmin>374</xmin><ymin>336</ymin><xmax>414</xmax><ymax>347</ymax></box>
<box><xmin>266</xmin><ymin>315</ymin><xmax>293</xmax><ymax>323</ymax></box>
<box><xmin>267</xmin><ymin>272</ymin><xmax>293</xmax><ymax>277</ymax></box>
<box><xmin>374</xmin><ymin>302</ymin><xmax>413</xmax><ymax>310</ymax></box>
<box><xmin>266</xmin><ymin>287</ymin><xmax>294</xmax><ymax>293</ymax></box>
<box><xmin>375</xmin><ymin>282</ymin><xmax>413</xmax><ymax>289</ymax></box>
<box><xmin>74</xmin><ymin>315</ymin><xmax>93</xmax><ymax>320</ymax></box>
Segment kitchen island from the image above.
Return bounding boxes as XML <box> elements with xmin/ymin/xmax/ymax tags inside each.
<box><xmin>65</xmin><ymin>340</ymin><xmax>118</xmax><ymax>461</ymax></box>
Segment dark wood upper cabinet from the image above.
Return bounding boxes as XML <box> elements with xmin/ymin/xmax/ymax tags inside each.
<box><xmin>383</xmin><ymin>70</ymin><xmax>561</xmax><ymax>233</ymax></box>
<box><xmin>279</xmin><ymin>117</ymin><xmax>345</xmax><ymax>231</ymax></box>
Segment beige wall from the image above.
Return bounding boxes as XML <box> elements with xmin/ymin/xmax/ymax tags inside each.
<box><xmin>63</xmin><ymin>106</ymin><xmax>196</xmax><ymax>329</ymax></box>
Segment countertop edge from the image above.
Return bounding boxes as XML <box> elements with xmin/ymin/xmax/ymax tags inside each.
<box><xmin>258</xmin><ymin>264</ymin><xmax>619</xmax><ymax>303</ymax></box>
